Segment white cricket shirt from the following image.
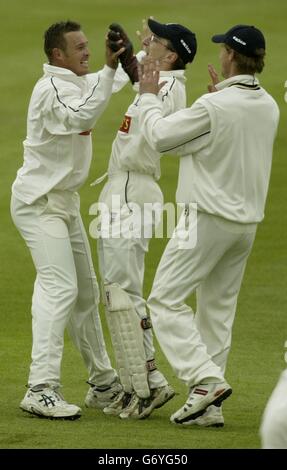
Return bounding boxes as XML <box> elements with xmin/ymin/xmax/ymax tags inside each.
<box><xmin>12</xmin><ymin>64</ymin><xmax>118</xmax><ymax>204</ymax></box>
<box><xmin>139</xmin><ymin>75</ymin><xmax>280</xmax><ymax>223</ymax></box>
<box><xmin>108</xmin><ymin>70</ymin><xmax>187</xmax><ymax>180</ymax></box>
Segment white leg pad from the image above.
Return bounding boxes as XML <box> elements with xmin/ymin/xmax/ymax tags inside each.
<box><xmin>104</xmin><ymin>283</ymin><xmax>150</xmax><ymax>398</ymax></box>
<box><xmin>104</xmin><ymin>306</ymin><xmax>132</xmax><ymax>394</ymax></box>
<box><xmin>102</xmin><ymin>283</ymin><xmax>132</xmax><ymax>393</ymax></box>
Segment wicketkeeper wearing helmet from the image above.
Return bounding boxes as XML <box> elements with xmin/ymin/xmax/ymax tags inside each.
<box><xmin>94</xmin><ymin>19</ymin><xmax>197</xmax><ymax>419</ymax></box>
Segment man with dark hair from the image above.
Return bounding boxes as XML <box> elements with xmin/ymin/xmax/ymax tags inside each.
<box><xmin>138</xmin><ymin>24</ymin><xmax>279</xmax><ymax>426</ymax></box>
<box><xmin>10</xmin><ymin>21</ymin><xmax>125</xmax><ymax>420</ymax></box>
<box><xmin>44</xmin><ymin>21</ymin><xmax>81</xmax><ymax>62</ymax></box>
<box><xmin>95</xmin><ymin>19</ymin><xmax>197</xmax><ymax>419</ymax></box>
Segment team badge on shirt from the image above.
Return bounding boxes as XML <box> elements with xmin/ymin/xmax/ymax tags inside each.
<box><xmin>119</xmin><ymin>115</ymin><xmax>132</xmax><ymax>134</ymax></box>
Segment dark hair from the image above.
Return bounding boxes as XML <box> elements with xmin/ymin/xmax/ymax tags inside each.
<box><xmin>166</xmin><ymin>40</ymin><xmax>186</xmax><ymax>70</ymax></box>
<box><xmin>225</xmin><ymin>44</ymin><xmax>265</xmax><ymax>74</ymax></box>
<box><xmin>44</xmin><ymin>21</ymin><xmax>81</xmax><ymax>61</ymax></box>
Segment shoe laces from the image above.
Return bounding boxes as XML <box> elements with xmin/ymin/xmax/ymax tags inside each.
<box><xmin>122</xmin><ymin>392</ymin><xmax>133</xmax><ymax>408</ymax></box>
<box><xmin>52</xmin><ymin>389</ymin><xmax>66</xmax><ymax>402</ymax></box>
<box><xmin>138</xmin><ymin>396</ymin><xmax>152</xmax><ymax>414</ymax></box>
<box><xmin>150</xmin><ymin>388</ymin><xmax>159</xmax><ymax>400</ymax></box>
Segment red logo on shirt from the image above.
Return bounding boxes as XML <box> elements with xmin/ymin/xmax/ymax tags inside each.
<box><xmin>119</xmin><ymin>115</ymin><xmax>132</xmax><ymax>134</ymax></box>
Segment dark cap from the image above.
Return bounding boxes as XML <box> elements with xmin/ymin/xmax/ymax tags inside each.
<box><xmin>212</xmin><ymin>24</ymin><xmax>265</xmax><ymax>58</ymax></box>
<box><xmin>148</xmin><ymin>18</ymin><xmax>197</xmax><ymax>64</ymax></box>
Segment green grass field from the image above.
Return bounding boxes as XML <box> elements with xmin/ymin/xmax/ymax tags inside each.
<box><xmin>0</xmin><ymin>0</ymin><xmax>287</xmax><ymax>450</ymax></box>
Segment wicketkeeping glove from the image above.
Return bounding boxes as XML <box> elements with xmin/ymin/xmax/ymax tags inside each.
<box><xmin>108</xmin><ymin>23</ymin><xmax>139</xmax><ymax>84</ymax></box>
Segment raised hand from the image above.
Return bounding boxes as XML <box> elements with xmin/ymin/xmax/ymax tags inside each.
<box><xmin>207</xmin><ymin>64</ymin><xmax>219</xmax><ymax>92</ymax></box>
<box><xmin>108</xmin><ymin>23</ymin><xmax>138</xmax><ymax>83</ymax></box>
<box><xmin>105</xmin><ymin>34</ymin><xmax>125</xmax><ymax>70</ymax></box>
<box><xmin>136</xmin><ymin>17</ymin><xmax>153</xmax><ymax>52</ymax></box>
<box><xmin>139</xmin><ymin>58</ymin><xmax>167</xmax><ymax>95</ymax></box>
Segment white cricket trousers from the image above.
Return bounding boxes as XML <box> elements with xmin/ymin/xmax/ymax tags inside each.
<box><xmin>148</xmin><ymin>211</ymin><xmax>257</xmax><ymax>388</ymax></box>
<box><xmin>97</xmin><ymin>172</ymin><xmax>167</xmax><ymax>388</ymax></box>
<box><xmin>11</xmin><ymin>191</ymin><xmax>117</xmax><ymax>389</ymax></box>
<box><xmin>260</xmin><ymin>369</ymin><xmax>287</xmax><ymax>449</ymax></box>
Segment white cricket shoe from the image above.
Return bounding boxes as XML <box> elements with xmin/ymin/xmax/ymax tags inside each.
<box><xmin>139</xmin><ymin>384</ymin><xmax>175</xmax><ymax>418</ymax></box>
<box><xmin>103</xmin><ymin>391</ymin><xmax>133</xmax><ymax>416</ymax></box>
<box><xmin>20</xmin><ymin>387</ymin><xmax>81</xmax><ymax>420</ymax></box>
<box><xmin>170</xmin><ymin>381</ymin><xmax>232</xmax><ymax>424</ymax></box>
<box><xmin>182</xmin><ymin>405</ymin><xmax>224</xmax><ymax>427</ymax></box>
<box><xmin>119</xmin><ymin>393</ymin><xmax>142</xmax><ymax>419</ymax></box>
<box><xmin>120</xmin><ymin>385</ymin><xmax>175</xmax><ymax>419</ymax></box>
<box><xmin>85</xmin><ymin>379</ymin><xmax>122</xmax><ymax>409</ymax></box>
<box><xmin>150</xmin><ymin>384</ymin><xmax>176</xmax><ymax>409</ymax></box>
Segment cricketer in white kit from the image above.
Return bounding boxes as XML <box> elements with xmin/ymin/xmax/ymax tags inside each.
<box><xmin>95</xmin><ymin>19</ymin><xmax>197</xmax><ymax>419</ymax></box>
<box><xmin>260</xmin><ymin>368</ymin><xmax>287</xmax><ymax>449</ymax></box>
<box><xmin>10</xmin><ymin>20</ymin><xmax>127</xmax><ymax>419</ymax></box>
<box><xmin>138</xmin><ymin>24</ymin><xmax>280</xmax><ymax>425</ymax></box>
<box><xmin>260</xmin><ymin>81</ymin><xmax>287</xmax><ymax>448</ymax></box>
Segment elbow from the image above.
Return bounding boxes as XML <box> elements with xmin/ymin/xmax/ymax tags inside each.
<box><xmin>152</xmin><ymin>136</ymin><xmax>167</xmax><ymax>153</ymax></box>
<box><xmin>69</xmin><ymin>98</ymin><xmax>110</xmax><ymax>130</ymax></box>
<box><xmin>70</xmin><ymin>117</ymin><xmax>95</xmax><ymax>133</ymax></box>
<box><xmin>146</xmin><ymin>121</ymin><xmax>168</xmax><ymax>152</ymax></box>
<box><xmin>70</xmin><ymin>109</ymin><xmax>105</xmax><ymax>132</ymax></box>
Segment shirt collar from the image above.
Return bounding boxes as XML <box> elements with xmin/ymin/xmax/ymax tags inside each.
<box><xmin>43</xmin><ymin>63</ymin><xmax>76</xmax><ymax>76</ymax></box>
<box><xmin>215</xmin><ymin>74</ymin><xmax>259</xmax><ymax>91</ymax></box>
<box><xmin>43</xmin><ymin>63</ymin><xmax>87</xmax><ymax>86</ymax></box>
<box><xmin>133</xmin><ymin>68</ymin><xmax>186</xmax><ymax>92</ymax></box>
<box><xmin>160</xmin><ymin>69</ymin><xmax>186</xmax><ymax>80</ymax></box>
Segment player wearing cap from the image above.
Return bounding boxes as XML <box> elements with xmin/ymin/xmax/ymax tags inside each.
<box><xmin>138</xmin><ymin>24</ymin><xmax>279</xmax><ymax>426</ymax></box>
<box><xmin>94</xmin><ymin>19</ymin><xmax>197</xmax><ymax>419</ymax></box>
